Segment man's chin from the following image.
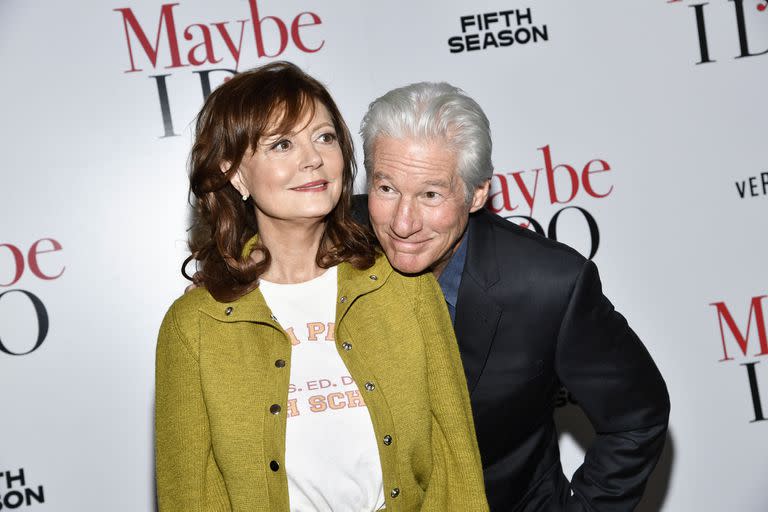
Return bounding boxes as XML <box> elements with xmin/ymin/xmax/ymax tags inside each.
<box><xmin>387</xmin><ymin>252</ymin><xmax>432</xmax><ymax>275</ymax></box>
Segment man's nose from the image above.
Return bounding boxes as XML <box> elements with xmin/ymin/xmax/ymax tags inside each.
<box><xmin>391</xmin><ymin>197</ymin><xmax>422</xmax><ymax>238</ymax></box>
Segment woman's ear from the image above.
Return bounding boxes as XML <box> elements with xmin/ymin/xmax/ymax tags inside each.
<box><xmin>221</xmin><ymin>161</ymin><xmax>249</xmax><ymax>199</ymax></box>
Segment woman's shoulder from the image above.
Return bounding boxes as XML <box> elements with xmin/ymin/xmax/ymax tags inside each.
<box><xmin>165</xmin><ymin>286</ymin><xmax>218</xmax><ymax>316</ymax></box>
<box><xmin>159</xmin><ymin>287</ymin><xmax>218</xmax><ymax>347</ymax></box>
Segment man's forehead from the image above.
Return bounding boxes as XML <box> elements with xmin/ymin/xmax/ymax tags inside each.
<box><xmin>371</xmin><ymin>137</ymin><xmax>458</xmax><ymax>177</ymax></box>
<box><xmin>373</xmin><ymin>170</ymin><xmax>453</xmax><ymax>188</ymax></box>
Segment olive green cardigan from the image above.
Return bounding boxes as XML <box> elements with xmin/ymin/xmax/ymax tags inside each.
<box><xmin>155</xmin><ymin>252</ymin><xmax>488</xmax><ymax>511</ymax></box>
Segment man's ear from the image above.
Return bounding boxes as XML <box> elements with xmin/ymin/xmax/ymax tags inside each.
<box><xmin>469</xmin><ymin>179</ymin><xmax>491</xmax><ymax>213</ymax></box>
<box><xmin>221</xmin><ymin>161</ymin><xmax>249</xmax><ymax>198</ymax></box>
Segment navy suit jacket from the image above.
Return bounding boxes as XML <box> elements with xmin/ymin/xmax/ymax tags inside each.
<box><xmin>352</xmin><ymin>196</ymin><xmax>670</xmax><ymax>511</ymax></box>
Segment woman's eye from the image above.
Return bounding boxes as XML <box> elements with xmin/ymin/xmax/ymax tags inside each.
<box><xmin>271</xmin><ymin>139</ymin><xmax>291</xmax><ymax>151</ymax></box>
<box><xmin>317</xmin><ymin>132</ymin><xmax>337</xmax><ymax>143</ymax></box>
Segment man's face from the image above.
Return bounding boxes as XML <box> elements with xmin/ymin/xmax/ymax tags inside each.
<box><xmin>368</xmin><ymin>136</ymin><xmax>489</xmax><ymax>276</ymax></box>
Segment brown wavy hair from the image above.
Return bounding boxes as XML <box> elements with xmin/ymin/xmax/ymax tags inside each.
<box><xmin>185</xmin><ymin>61</ymin><xmax>376</xmax><ymax>302</ymax></box>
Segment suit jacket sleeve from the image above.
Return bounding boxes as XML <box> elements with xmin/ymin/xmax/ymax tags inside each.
<box><xmin>555</xmin><ymin>260</ymin><xmax>670</xmax><ymax>512</ymax></box>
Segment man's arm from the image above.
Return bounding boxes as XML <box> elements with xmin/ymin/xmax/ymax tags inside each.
<box><xmin>555</xmin><ymin>260</ymin><xmax>670</xmax><ymax>512</ymax></box>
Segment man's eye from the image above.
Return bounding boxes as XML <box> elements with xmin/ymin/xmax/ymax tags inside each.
<box><xmin>271</xmin><ymin>139</ymin><xmax>291</xmax><ymax>151</ymax></box>
<box><xmin>378</xmin><ymin>185</ymin><xmax>392</xmax><ymax>193</ymax></box>
<box><xmin>424</xmin><ymin>191</ymin><xmax>440</xmax><ymax>199</ymax></box>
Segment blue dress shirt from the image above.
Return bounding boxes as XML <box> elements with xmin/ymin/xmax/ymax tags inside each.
<box><xmin>437</xmin><ymin>227</ymin><xmax>470</xmax><ymax>324</ymax></box>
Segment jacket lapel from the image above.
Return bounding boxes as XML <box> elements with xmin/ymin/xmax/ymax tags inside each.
<box><xmin>455</xmin><ymin>210</ymin><xmax>502</xmax><ymax>395</ymax></box>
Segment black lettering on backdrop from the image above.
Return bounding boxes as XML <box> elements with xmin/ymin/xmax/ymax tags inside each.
<box><xmin>742</xmin><ymin>361</ymin><xmax>766</xmax><ymax>422</ymax></box>
<box><xmin>151</xmin><ymin>69</ymin><xmax>238</xmax><ymax>138</ymax></box>
<box><xmin>689</xmin><ymin>0</ymin><xmax>767</xmax><ymax>64</ymax></box>
<box><xmin>0</xmin><ymin>290</ymin><xmax>49</xmax><ymax>356</ymax></box>
<box><xmin>504</xmin><ymin>206</ymin><xmax>600</xmax><ymax>259</ymax></box>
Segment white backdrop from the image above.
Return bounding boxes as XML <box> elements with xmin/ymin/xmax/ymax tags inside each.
<box><xmin>1</xmin><ymin>1</ymin><xmax>766</xmax><ymax>510</ymax></box>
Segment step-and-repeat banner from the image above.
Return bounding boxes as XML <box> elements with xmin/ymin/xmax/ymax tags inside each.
<box><xmin>1</xmin><ymin>1</ymin><xmax>765</xmax><ymax>510</ymax></box>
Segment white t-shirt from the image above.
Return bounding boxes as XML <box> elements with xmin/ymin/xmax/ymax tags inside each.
<box><xmin>259</xmin><ymin>266</ymin><xmax>386</xmax><ymax>512</ymax></box>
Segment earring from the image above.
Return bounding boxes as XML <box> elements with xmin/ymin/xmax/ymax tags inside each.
<box><xmin>242</xmin><ymin>194</ymin><xmax>249</xmax><ymax>201</ymax></box>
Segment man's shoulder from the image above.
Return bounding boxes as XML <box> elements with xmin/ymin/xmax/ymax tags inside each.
<box><xmin>469</xmin><ymin>208</ymin><xmax>587</xmax><ymax>276</ymax></box>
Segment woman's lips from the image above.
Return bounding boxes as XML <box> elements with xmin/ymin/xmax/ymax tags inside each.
<box><xmin>291</xmin><ymin>180</ymin><xmax>329</xmax><ymax>192</ymax></box>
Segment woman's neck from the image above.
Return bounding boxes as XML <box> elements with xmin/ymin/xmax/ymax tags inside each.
<box><xmin>255</xmin><ymin>215</ymin><xmax>327</xmax><ymax>284</ymax></box>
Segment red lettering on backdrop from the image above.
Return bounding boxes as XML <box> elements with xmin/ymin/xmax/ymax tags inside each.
<box><xmin>488</xmin><ymin>145</ymin><xmax>613</xmax><ymax>216</ymax></box>
<box><xmin>488</xmin><ymin>174</ymin><xmax>516</xmax><ymax>212</ymax></box>
<box><xmin>114</xmin><ymin>1</ymin><xmax>325</xmax><ymax>73</ymax></box>
<box><xmin>249</xmin><ymin>0</ymin><xmax>288</xmax><ymax>57</ymax></box>
<box><xmin>212</xmin><ymin>20</ymin><xmax>249</xmax><ymax>67</ymax></box>
<box><xmin>710</xmin><ymin>296</ymin><xmax>768</xmax><ymax>361</ymax></box>
<box><xmin>28</xmin><ymin>239</ymin><xmax>65</xmax><ymax>280</ymax></box>
<box><xmin>291</xmin><ymin>12</ymin><xmax>324</xmax><ymax>53</ymax></box>
<box><xmin>183</xmin><ymin>24</ymin><xmax>221</xmax><ymax>66</ymax></box>
<box><xmin>114</xmin><ymin>3</ymin><xmax>186</xmax><ymax>73</ymax></box>
<box><xmin>541</xmin><ymin>144</ymin><xmax>579</xmax><ymax>204</ymax></box>
<box><xmin>582</xmin><ymin>159</ymin><xmax>613</xmax><ymax>198</ymax></box>
<box><xmin>0</xmin><ymin>239</ymin><xmax>64</xmax><ymax>286</ymax></box>
<box><xmin>510</xmin><ymin>169</ymin><xmax>542</xmax><ymax>217</ymax></box>
<box><xmin>0</xmin><ymin>244</ymin><xmax>24</xmax><ymax>287</ymax></box>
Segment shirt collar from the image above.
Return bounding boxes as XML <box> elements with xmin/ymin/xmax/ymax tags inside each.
<box><xmin>437</xmin><ymin>225</ymin><xmax>470</xmax><ymax>308</ymax></box>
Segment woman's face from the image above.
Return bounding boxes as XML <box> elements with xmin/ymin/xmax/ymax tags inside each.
<box><xmin>230</xmin><ymin>101</ymin><xmax>344</xmax><ymax>226</ymax></box>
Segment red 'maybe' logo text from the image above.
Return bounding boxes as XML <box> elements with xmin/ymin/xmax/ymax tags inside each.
<box><xmin>488</xmin><ymin>144</ymin><xmax>613</xmax><ymax>259</ymax></box>
<box><xmin>113</xmin><ymin>1</ymin><xmax>326</xmax><ymax>139</ymax></box>
<box><xmin>114</xmin><ymin>0</ymin><xmax>324</xmax><ymax>73</ymax></box>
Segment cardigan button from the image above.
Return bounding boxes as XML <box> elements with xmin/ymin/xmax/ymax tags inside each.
<box><xmin>270</xmin><ymin>314</ymin><xmax>278</xmax><ymax>322</ymax></box>
<box><xmin>364</xmin><ymin>381</ymin><xmax>375</xmax><ymax>392</ymax></box>
<box><xmin>383</xmin><ymin>435</ymin><xmax>392</xmax><ymax>446</ymax></box>
<box><xmin>269</xmin><ymin>460</ymin><xmax>280</xmax><ymax>472</ymax></box>
<box><xmin>390</xmin><ymin>487</ymin><xmax>400</xmax><ymax>498</ymax></box>
<box><xmin>341</xmin><ymin>342</ymin><xmax>352</xmax><ymax>351</ymax></box>
<box><xmin>275</xmin><ymin>359</ymin><xmax>286</xmax><ymax>368</ymax></box>
<box><xmin>269</xmin><ymin>404</ymin><xmax>281</xmax><ymax>415</ymax></box>
<box><xmin>224</xmin><ymin>306</ymin><xmax>233</xmax><ymax>316</ymax></box>
<box><xmin>339</xmin><ymin>296</ymin><xmax>347</xmax><ymax>303</ymax></box>
<box><xmin>369</xmin><ymin>274</ymin><xmax>378</xmax><ymax>280</ymax></box>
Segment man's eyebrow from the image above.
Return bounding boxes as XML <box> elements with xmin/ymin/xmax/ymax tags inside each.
<box><xmin>424</xmin><ymin>179</ymin><xmax>450</xmax><ymax>188</ymax></box>
<box><xmin>372</xmin><ymin>172</ymin><xmax>392</xmax><ymax>181</ymax></box>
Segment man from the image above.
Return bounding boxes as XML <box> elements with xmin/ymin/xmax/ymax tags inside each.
<box><xmin>355</xmin><ymin>82</ymin><xmax>670</xmax><ymax>511</ymax></box>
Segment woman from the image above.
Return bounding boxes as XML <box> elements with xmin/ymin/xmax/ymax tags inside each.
<box><xmin>155</xmin><ymin>61</ymin><xmax>488</xmax><ymax>512</ymax></box>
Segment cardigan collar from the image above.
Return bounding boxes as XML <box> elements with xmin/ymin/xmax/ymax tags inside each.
<box><xmin>199</xmin><ymin>234</ymin><xmax>392</xmax><ymax>324</ymax></box>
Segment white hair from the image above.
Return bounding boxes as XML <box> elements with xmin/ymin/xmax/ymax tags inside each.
<box><xmin>360</xmin><ymin>81</ymin><xmax>493</xmax><ymax>202</ymax></box>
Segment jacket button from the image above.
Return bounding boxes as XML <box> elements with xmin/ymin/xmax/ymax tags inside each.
<box><xmin>341</xmin><ymin>342</ymin><xmax>352</xmax><ymax>351</ymax></box>
<box><xmin>275</xmin><ymin>359</ymin><xmax>286</xmax><ymax>368</ymax></box>
<box><xmin>364</xmin><ymin>381</ymin><xmax>375</xmax><ymax>391</ymax></box>
<box><xmin>270</xmin><ymin>460</ymin><xmax>280</xmax><ymax>472</ymax></box>
<box><xmin>270</xmin><ymin>404</ymin><xmax>281</xmax><ymax>414</ymax></box>
<box><xmin>339</xmin><ymin>296</ymin><xmax>347</xmax><ymax>303</ymax></box>
<box><xmin>225</xmin><ymin>307</ymin><xmax>233</xmax><ymax>315</ymax></box>
<box><xmin>369</xmin><ymin>274</ymin><xmax>378</xmax><ymax>280</ymax></box>
<box><xmin>383</xmin><ymin>435</ymin><xmax>392</xmax><ymax>446</ymax></box>
<box><xmin>390</xmin><ymin>487</ymin><xmax>400</xmax><ymax>498</ymax></box>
